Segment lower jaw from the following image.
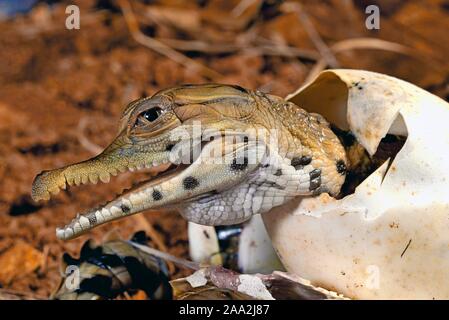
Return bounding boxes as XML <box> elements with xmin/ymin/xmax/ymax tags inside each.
<box><xmin>56</xmin><ymin>163</ymin><xmax>188</xmax><ymax>240</ymax></box>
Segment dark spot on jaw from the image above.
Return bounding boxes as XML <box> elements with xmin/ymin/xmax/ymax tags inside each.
<box><xmin>291</xmin><ymin>156</ymin><xmax>312</xmax><ymax>170</ymax></box>
<box><xmin>230</xmin><ymin>157</ymin><xmax>248</xmax><ymax>171</ymax></box>
<box><xmin>309</xmin><ymin>168</ymin><xmax>321</xmax><ymax>191</ymax></box>
<box><xmin>203</xmin><ymin>230</ymin><xmax>210</xmax><ymax>239</ymax></box>
<box><xmin>274</xmin><ymin>169</ymin><xmax>282</xmax><ymax>176</ymax></box>
<box><xmin>183</xmin><ymin>176</ymin><xmax>200</xmax><ymax>190</ymax></box>
<box><xmin>152</xmin><ymin>190</ymin><xmax>163</xmax><ymax>201</ymax></box>
<box><xmin>120</xmin><ymin>204</ymin><xmax>130</xmax><ymax>213</ymax></box>
<box><xmin>87</xmin><ymin>213</ymin><xmax>97</xmax><ymax>225</ymax></box>
<box><xmin>310</xmin><ymin>168</ymin><xmax>321</xmax><ymax>180</ymax></box>
<box><xmin>309</xmin><ymin>177</ymin><xmax>321</xmax><ymax>191</ymax></box>
<box><xmin>336</xmin><ymin>160</ymin><xmax>347</xmax><ymax>175</ymax></box>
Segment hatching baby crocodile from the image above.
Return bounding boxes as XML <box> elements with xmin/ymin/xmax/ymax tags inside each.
<box><xmin>31</xmin><ymin>84</ymin><xmax>350</xmax><ymax>240</ymax></box>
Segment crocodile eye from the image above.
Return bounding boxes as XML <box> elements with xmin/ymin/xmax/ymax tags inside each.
<box><xmin>142</xmin><ymin>107</ymin><xmax>163</xmax><ymax>122</ymax></box>
<box><xmin>136</xmin><ymin>107</ymin><xmax>164</xmax><ymax>127</ymax></box>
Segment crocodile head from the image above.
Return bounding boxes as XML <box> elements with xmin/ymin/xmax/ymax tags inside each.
<box><xmin>31</xmin><ymin>84</ymin><xmax>347</xmax><ymax>240</ymax></box>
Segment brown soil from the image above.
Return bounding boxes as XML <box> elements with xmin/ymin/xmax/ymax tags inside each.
<box><xmin>0</xmin><ymin>0</ymin><xmax>447</xmax><ymax>299</ymax></box>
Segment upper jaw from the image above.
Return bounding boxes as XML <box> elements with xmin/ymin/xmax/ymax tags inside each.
<box><xmin>31</xmin><ymin>131</ymin><xmax>170</xmax><ymax>202</ymax></box>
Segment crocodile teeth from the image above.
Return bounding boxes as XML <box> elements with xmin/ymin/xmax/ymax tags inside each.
<box><xmin>73</xmin><ymin>222</ymin><xmax>82</xmax><ymax>234</ymax></box>
<box><xmin>66</xmin><ymin>176</ymin><xmax>74</xmax><ymax>186</ymax></box>
<box><xmin>48</xmin><ymin>185</ymin><xmax>61</xmax><ymax>196</ymax></box>
<box><xmin>110</xmin><ymin>168</ymin><xmax>118</xmax><ymax>176</ymax></box>
<box><xmin>89</xmin><ymin>174</ymin><xmax>99</xmax><ymax>184</ymax></box>
<box><xmin>79</xmin><ymin>216</ymin><xmax>90</xmax><ymax>229</ymax></box>
<box><xmin>64</xmin><ymin>228</ymin><xmax>74</xmax><ymax>239</ymax></box>
<box><xmin>101</xmin><ymin>208</ymin><xmax>111</xmax><ymax>219</ymax></box>
<box><xmin>99</xmin><ymin>173</ymin><xmax>110</xmax><ymax>183</ymax></box>
<box><xmin>81</xmin><ymin>175</ymin><xmax>89</xmax><ymax>185</ymax></box>
<box><xmin>110</xmin><ymin>206</ymin><xmax>122</xmax><ymax>217</ymax></box>
<box><xmin>74</xmin><ymin>175</ymin><xmax>81</xmax><ymax>186</ymax></box>
<box><xmin>41</xmin><ymin>192</ymin><xmax>51</xmax><ymax>201</ymax></box>
<box><xmin>56</xmin><ymin>228</ymin><xmax>65</xmax><ymax>239</ymax></box>
<box><xmin>95</xmin><ymin>210</ymin><xmax>105</xmax><ymax>223</ymax></box>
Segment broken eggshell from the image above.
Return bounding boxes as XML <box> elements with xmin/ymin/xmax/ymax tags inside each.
<box><xmin>188</xmin><ymin>215</ymin><xmax>284</xmax><ymax>274</ymax></box>
<box><xmin>263</xmin><ymin>69</ymin><xmax>449</xmax><ymax>299</ymax></box>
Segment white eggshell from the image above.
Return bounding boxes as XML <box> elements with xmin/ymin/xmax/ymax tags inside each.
<box><xmin>188</xmin><ymin>216</ymin><xmax>283</xmax><ymax>274</ymax></box>
<box><xmin>188</xmin><ymin>222</ymin><xmax>221</xmax><ymax>264</ymax></box>
<box><xmin>238</xmin><ymin>215</ymin><xmax>284</xmax><ymax>274</ymax></box>
<box><xmin>263</xmin><ymin>69</ymin><xmax>449</xmax><ymax>299</ymax></box>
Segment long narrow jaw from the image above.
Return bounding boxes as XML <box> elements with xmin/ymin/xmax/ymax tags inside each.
<box><xmin>31</xmin><ymin>84</ymin><xmax>274</xmax><ymax>240</ymax></box>
<box><xmin>32</xmin><ymin>133</ymin><xmax>265</xmax><ymax>240</ymax></box>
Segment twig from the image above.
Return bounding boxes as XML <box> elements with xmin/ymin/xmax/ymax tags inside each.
<box><xmin>304</xmin><ymin>37</ymin><xmax>414</xmax><ymax>84</ymax></box>
<box><xmin>77</xmin><ymin>117</ymin><xmax>103</xmax><ymax>155</ymax></box>
<box><xmin>331</xmin><ymin>37</ymin><xmax>413</xmax><ymax>56</ymax></box>
<box><xmin>283</xmin><ymin>2</ymin><xmax>339</xmax><ymax>68</ymax></box>
<box><xmin>40</xmin><ymin>245</ymin><xmax>50</xmax><ymax>275</ymax></box>
<box><xmin>303</xmin><ymin>59</ymin><xmax>328</xmax><ymax>85</ymax></box>
<box><xmin>255</xmin><ymin>42</ymin><xmax>319</xmax><ymax>60</ymax></box>
<box><xmin>159</xmin><ymin>37</ymin><xmax>320</xmax><ymax>60</ymax></box>
<box><xmin>129</xmin><ymin>241</ymin><xmax>201</xmax><ymax>271</ymax></box>
<box><xmin>232</xmin><ymin>0</ymin><xmax>259</xmax><ymax>17</ymax></box>
<box><xmin>117</xmin><ymin>0</ymin><xmax>222</xmax><ymax>80</ymax></box>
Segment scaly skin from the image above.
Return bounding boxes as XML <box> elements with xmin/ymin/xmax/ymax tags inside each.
<box><xmin>31</xmin><ymin>84</ymin><xmax>347</xmax><ymax>240</ymax></box>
